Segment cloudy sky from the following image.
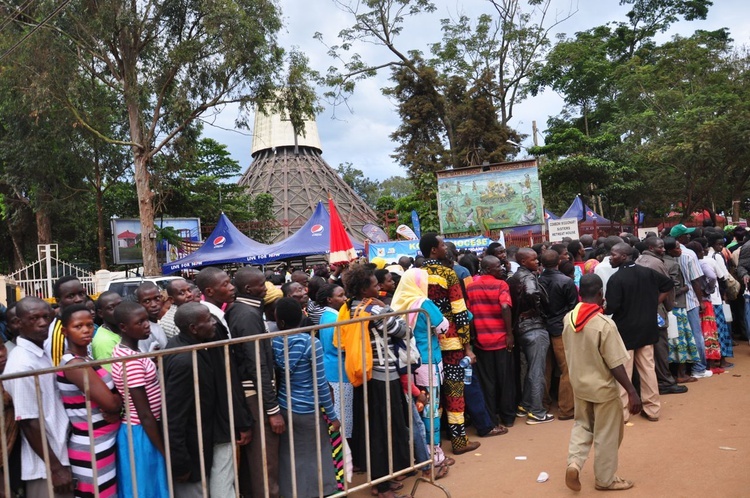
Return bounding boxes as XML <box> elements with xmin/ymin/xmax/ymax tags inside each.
<box><xmin>202</xmin><ymin>0</ymin><xmax>750</xmax><ymax>182</ymax></box>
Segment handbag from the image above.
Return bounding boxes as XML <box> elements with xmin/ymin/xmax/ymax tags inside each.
<box><xmin>667</xmin><ymin>312</ymin><xmax>679</xmax><ymax>339</ymax></box>
<box><xmin>722</xmin><ymin>302</ymin><xmax>733</xmax><ymax>322</ymax></box>
<box><xmin>724</xmin><ymin>273</ymin><xmax>741</xmax><ymax>301</ymax></box>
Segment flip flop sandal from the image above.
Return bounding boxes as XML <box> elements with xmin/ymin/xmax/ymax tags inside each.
<box><xmin>481</xmin><ymin>425</ymin><xmax>509</xmax><ymax>437</ymax></box>
<box><xmin>423</xmin><ymin>465</ymin><xmax>450</xmax><ymax>480</ymax></box>
<box><xmin>438</xmin><ymin>456</ymin><xmax>456</xmax><ymax>467</ymax></box>
<box><xmin>371</xmin><ymin>481</ymin><xmax>404</xmax><ymax>496</ymax></box>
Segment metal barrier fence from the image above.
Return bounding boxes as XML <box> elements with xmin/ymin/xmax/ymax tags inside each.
<box><xmin>0</xmin><ymin>308</ymin><xmax>451</xmax><ymax>498</ymax></box>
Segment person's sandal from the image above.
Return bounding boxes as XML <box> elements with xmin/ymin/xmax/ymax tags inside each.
<box><xmin>438</xmin><ymin>456</ymin><xmax>456</xmax><ymax>467</ymax></box>
<box><xmin>370</xmin><ymin>481</ymin><xmax>404</xmax><ymax>496</ymax></box>
<box><xmin>595</xmin><ymin>476</ymin><xmax>634</xmax><ymax>491</ymax></box>
<box><xmin>422</xmin><ymin>465</ymin><xmax>449</xmax><ymax>480</ymax></box>
<box><xmin>480</xmin><ymin>425</ymin><xmax>508</xmax><ymax>437</ymax></box>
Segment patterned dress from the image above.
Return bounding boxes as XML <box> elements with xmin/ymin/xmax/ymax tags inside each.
<box><xmin>422</xmin><ymin>260</ymin><xmax>472</xmax><ymax>451</ymax></box>
<box><xmin>57</xmin><ymin>354</ymin><xmax>120</xmax><ymax>498</ymax></box>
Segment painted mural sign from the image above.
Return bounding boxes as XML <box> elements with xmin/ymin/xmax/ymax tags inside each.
<box><xmin>436</xmin><ymin>160</ymin><xmax>543</xmax><ymax>236</ymax></box>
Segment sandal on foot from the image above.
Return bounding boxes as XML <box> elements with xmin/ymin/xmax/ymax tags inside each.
<box><xmin>423</xmin><ymin>465</ymin><xmax>449</xmax><ymax>480</ymax></box>
<box><xmin>438</xmin><ymin>456</ymin><xmax>456</xmax><ymax>467</ymax></box>
<box><xmin>371</xmin><ymin>482</ymin><xmax>404</xmax><ymax>496</ymax></box>
<box><xmin>480</xmin><ymin>425</ymin><xmax>508</xmax><ymax>437</ymax></box>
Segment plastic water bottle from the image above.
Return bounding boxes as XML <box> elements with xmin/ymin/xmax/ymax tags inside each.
<box><xmin>459</xmin><ymin>356</ymin><xmax>472</xmax><ymax>385</ymax></box>
<box><xmin>657</xmin><ymin>314</ymin><xmax>665</xmax><ymax>328</ymax></box>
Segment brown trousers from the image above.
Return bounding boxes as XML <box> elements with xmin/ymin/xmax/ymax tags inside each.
<box><xmin>568</xmin><ymin>396</ymin><xmax>624</xmax><ymax>488</ymax></box>
<box><xmin>545</xmin><ymin>335</ymin><xmax>574</xmax><ymax>418</ymax></box>
<box><xmin>619</xmin><ymin>345</ymin><xmax>660</xmax><ymax>422</ymax></box>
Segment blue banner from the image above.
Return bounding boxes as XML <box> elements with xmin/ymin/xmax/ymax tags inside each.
<box><xmin>411</xmin><ymin>210</ymin><xmax>422</xmax><ymax>239</ymax></box>
<box><xmin>369</xmin><ymin>235</ymin><xmax>497</xmax><ymax>261</ymax></box>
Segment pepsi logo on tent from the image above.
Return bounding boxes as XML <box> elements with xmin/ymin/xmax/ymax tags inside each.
<box><xmin>213</xmin><ymin>235</ymin><xmax>227</xmax><ymax>248</ymax></box>
<box><xmin>311</xmin><ymin>224</ymin><xmax>325</xmax><ymax>236</ymax></box>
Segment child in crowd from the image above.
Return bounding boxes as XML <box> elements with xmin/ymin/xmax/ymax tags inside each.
<box><xmin>57</xmin><ymin>304</ymin><xmax>122</xmax><ymax>498</ymax></box>
<box><xmin>111</xmin><ymin>301</ymin><xmax>169</xmax><ymax>498</ymax></box>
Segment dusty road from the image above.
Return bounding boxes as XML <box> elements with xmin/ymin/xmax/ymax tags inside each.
<box><xmin>351</xmin><ymin>343</ymin><xmax>750</xmax><ymax>497</ymax></box>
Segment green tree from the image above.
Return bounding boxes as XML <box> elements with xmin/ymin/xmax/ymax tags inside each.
<box><xmin>5</xmin><ymin>0</ymin><xmax>318</xmax><ymax>275</ymax></box>
<box><xmin>247</xmin><ymin>193</ymin><xmax>276</xmax><ymax>243</ymax></box>
<box><xmin>336</xmin><ymin>162</ymin><xmax>381</xmax><ymax>208</ymax></box>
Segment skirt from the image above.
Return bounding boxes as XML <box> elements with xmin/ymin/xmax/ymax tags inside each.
<box><xmin>279</xmin><ymin>409</ymin><xmax>338</xmax><ymax>498</ymax></box>
<box><xmin>116</xmin><ymin>424</ymin><xmax>169</xmax><ymax>498</ymax></box>
<box><xmin>330</xmin><ymin>381</ymin><xmax>354</xmax><ymax>439</ymax></box>
<box><xmin>668</xmin><ymin>308</ymin><xmax>701</xmax><ymax>364</ymax></box>
<box><xmin>714</xmin><ymin>304</ymin><xmax>733</xmax><ymax>358</ymax></box>
<box><xmin>352</xmin><ymin>378</ymin><xmax>411</xmax><ymax>482</ymax></box>
<box><xmin>700</xmin><ymin>304</ymin><xmax>721</xmax><ymax>361</ymax></box>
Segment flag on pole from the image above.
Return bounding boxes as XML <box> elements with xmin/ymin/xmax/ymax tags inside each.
<box><xmin>411</xmin><ymin>210</ymin><xmax>422</xmax><ymax>239</ymax></box>
<box><xmin>328</xmin><ymin>196</ymin><xmax>358</xmax><ymax>265</ymax></box>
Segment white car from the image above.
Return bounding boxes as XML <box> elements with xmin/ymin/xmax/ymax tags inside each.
<box><xmin>105</xmin><ymin>276</ymin><xmax>184</xmax><ymax>299</ymax></box>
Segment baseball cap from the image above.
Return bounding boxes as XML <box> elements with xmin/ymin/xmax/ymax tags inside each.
<box><xmin>669</xmin><ymin>224</ymin><xmax>696</xmax><ymax>238</ymax></box>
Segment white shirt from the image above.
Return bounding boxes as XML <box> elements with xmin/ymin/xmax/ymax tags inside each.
<box><xmin>5</xmin><ymin>337</ymin><xmax>70</xmax><ymax>480</ymax></box>
<box><xmin>706</xmin><ymin>250</ymin><xmax>729</xmax><ymax>306</ymax></box>
<box><xmin>201</xmin><ymin>300</ymin><xmax>231</xmax><ymax>338</ymax></box>
<box><xmin>138</xmin><ymin>321</ymin><xmax>168</xmax><ymax>353</ymax></box>
<box><xmin>594</xmin><ymin>256</ymin><xmax>618</xmax><ymax>296</ymax></box>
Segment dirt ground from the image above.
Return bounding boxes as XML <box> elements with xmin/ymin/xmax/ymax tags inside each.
<box><xmin>350</xmin><ymin>343</ymin><xmax>750</xmax><ymax>497</ymax></box>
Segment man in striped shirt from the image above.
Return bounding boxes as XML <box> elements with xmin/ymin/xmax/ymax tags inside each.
<box><xmin>466</xmin><ymin>255</ymin><xmax>516</xmax><ymax>428</ymax></box>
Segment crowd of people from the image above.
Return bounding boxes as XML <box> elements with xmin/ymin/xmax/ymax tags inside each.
<box><xmin>0</xmin><ymin>222</ymin><xmax>746</xmax><ymax>497</ymax></box>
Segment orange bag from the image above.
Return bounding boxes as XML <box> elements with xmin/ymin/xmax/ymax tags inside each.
<box><xmin>334</xmin><ymin>299</ymin><xmax>373</xmax><ymax>387</ymax></box>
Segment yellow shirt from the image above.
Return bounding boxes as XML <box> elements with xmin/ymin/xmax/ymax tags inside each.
<box><xmin>562</xmin><ymin>311</ymin><xmax>630</xmax><ymax>403</ymax></box>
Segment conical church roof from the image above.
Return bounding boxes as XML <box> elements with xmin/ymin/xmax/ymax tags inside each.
<box><xmin>238</xmin><ymin>110</ymin><xmax>378</xmax><ymax>242</ymax></box>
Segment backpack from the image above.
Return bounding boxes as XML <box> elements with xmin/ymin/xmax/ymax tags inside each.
<box><xmin>333</xmin><ymin>299</ymin><xmax>373</xmax><ymax>387</ymax></box>
<box><xmin>373</xmin><ymin>328</ymin><xmax>422</xmax><ymax>376</ymax></box>
<box><xmin>374</xmin><ymin>299</ymin><xmax>422</xmax><ymax>375</ymax></box>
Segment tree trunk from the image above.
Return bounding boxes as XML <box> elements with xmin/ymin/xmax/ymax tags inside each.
<box><xmin>95</xmin><ymin>180</ymin><xmax>107</xmax><ymax>270</ymax></box>
<box><xmin>6</xmin><ymin>218</ymin><xmax>25</xmax><ymax>270</ymax></box>
<box><xmin>134</xmin><ymin>152</ymin><xmax>158</xmax><ymax>275</ymax></box>
<box><xmin>35</xmin><ymin>200</ymin><xmax>52</xmax><ymax>244</ymax></box>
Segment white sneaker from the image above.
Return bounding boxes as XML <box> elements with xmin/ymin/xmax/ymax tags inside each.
<box><xmin>691</xmin><ymin>369</ymin><xmax>713</xmax><ymax>379</ymax></box>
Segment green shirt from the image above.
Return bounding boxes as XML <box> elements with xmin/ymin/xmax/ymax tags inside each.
<box><xmin>91</xmin><ymin>325</ymin><xmax>121</xmax><ymax>372</ymax></box>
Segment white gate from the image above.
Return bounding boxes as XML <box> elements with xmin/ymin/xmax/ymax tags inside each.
<box><xmin>10</xmin><ymin>245</ymin><xmax>96</xmax><ymax>301</ymax></box>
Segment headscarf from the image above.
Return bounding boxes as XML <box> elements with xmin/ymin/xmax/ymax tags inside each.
<box><xmin>390</xmin><ymin>267</ymin><xmax>429</xmax><ymax>328</ymax></box>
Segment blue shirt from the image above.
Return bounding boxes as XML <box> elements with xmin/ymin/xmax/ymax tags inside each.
<box><xmin>319</xmin><ymin>307</ymin><xmax>349</xmax><ymax>384</ymax></box>
<box><xmin>273</xmin><ymin>332</ymin><xmax>337</xmax><ymax>418</ymax></box>
<box><xmin>413</xmin><ymin>300</ymin><xmax>444</xmax><ymax>365</ymax></box>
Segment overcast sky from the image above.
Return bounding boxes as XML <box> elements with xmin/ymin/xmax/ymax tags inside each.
<box><xmin>202</xmin><ymin>0</ymin><xmax>750</xmax><ymax>183</ymax></box>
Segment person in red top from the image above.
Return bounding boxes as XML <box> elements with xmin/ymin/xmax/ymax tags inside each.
<box><xmin>466</xmin><ymin>255</ymin><xmax>516</xmax><ymax>428</ymax></box>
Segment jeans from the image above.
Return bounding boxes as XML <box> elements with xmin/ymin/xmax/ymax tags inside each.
<box><xmin>686</xmin><ymin>306</ymin><xmax>707</xmax><ymax>373</ymax></box>
<box><xmin>518</xmin><ymin>328</ymin><xmax>550</xmax><ymax>418</ymax></box>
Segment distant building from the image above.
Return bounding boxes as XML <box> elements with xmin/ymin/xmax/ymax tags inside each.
<box><xmin>238</xmin><ymin>110</ymin><xmax>377</xmax><ymax>242</ymax></box>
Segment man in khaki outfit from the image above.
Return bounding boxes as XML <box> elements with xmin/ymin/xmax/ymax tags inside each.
<box><xmin>562</xmin><ymin>274</ymin><xmax>642</xmax><ymax>492</ymax></box>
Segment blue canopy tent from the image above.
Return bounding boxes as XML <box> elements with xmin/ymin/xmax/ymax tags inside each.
<box><xmin>162</xmin><ymin>213</ymin><xmax>273</xmax><ymax>274</ymax></box>
<box><xmin>562</xmin><ymin>196</ymin><xmax>609</xmax><ymax>224</ymax></box>
<box><xmin>246</xmin><ymin>201</ymin><xmax>365</xmax><ymax>265</ymax></box>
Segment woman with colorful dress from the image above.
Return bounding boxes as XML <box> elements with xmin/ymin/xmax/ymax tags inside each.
<box><xmin>663</xmin><ymin>238</ymin><xmax>701</xmax><ymax>382</ymax></box>
<box><xmin>706</xmin><ymin>233</ymin><xmax>734</xmax><ymax>368</ymax></box>
<box><xmin>57</xmin><ymin>304</ymin><xmax>122</xmax><ymax>498</ymax></box>
<box><xmin>390</xmin><ymin>268</ymin><xmax>452</xmax><ymax>470</ymax></box>
<box><xmin>686</xmin><ymin>241</ymin><xmax>722</xmax><ymax>370</ymax></box>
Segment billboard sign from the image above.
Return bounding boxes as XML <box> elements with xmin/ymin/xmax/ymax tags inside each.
<box><xmin>437</xmin><ymin>160</ymin><xmax>544</xmax><ymax>236</ymax></box>
<box><xmin>111</xmin><ymin>218</ymin><xmax>202</xmax><ymax>265</ymax></box>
